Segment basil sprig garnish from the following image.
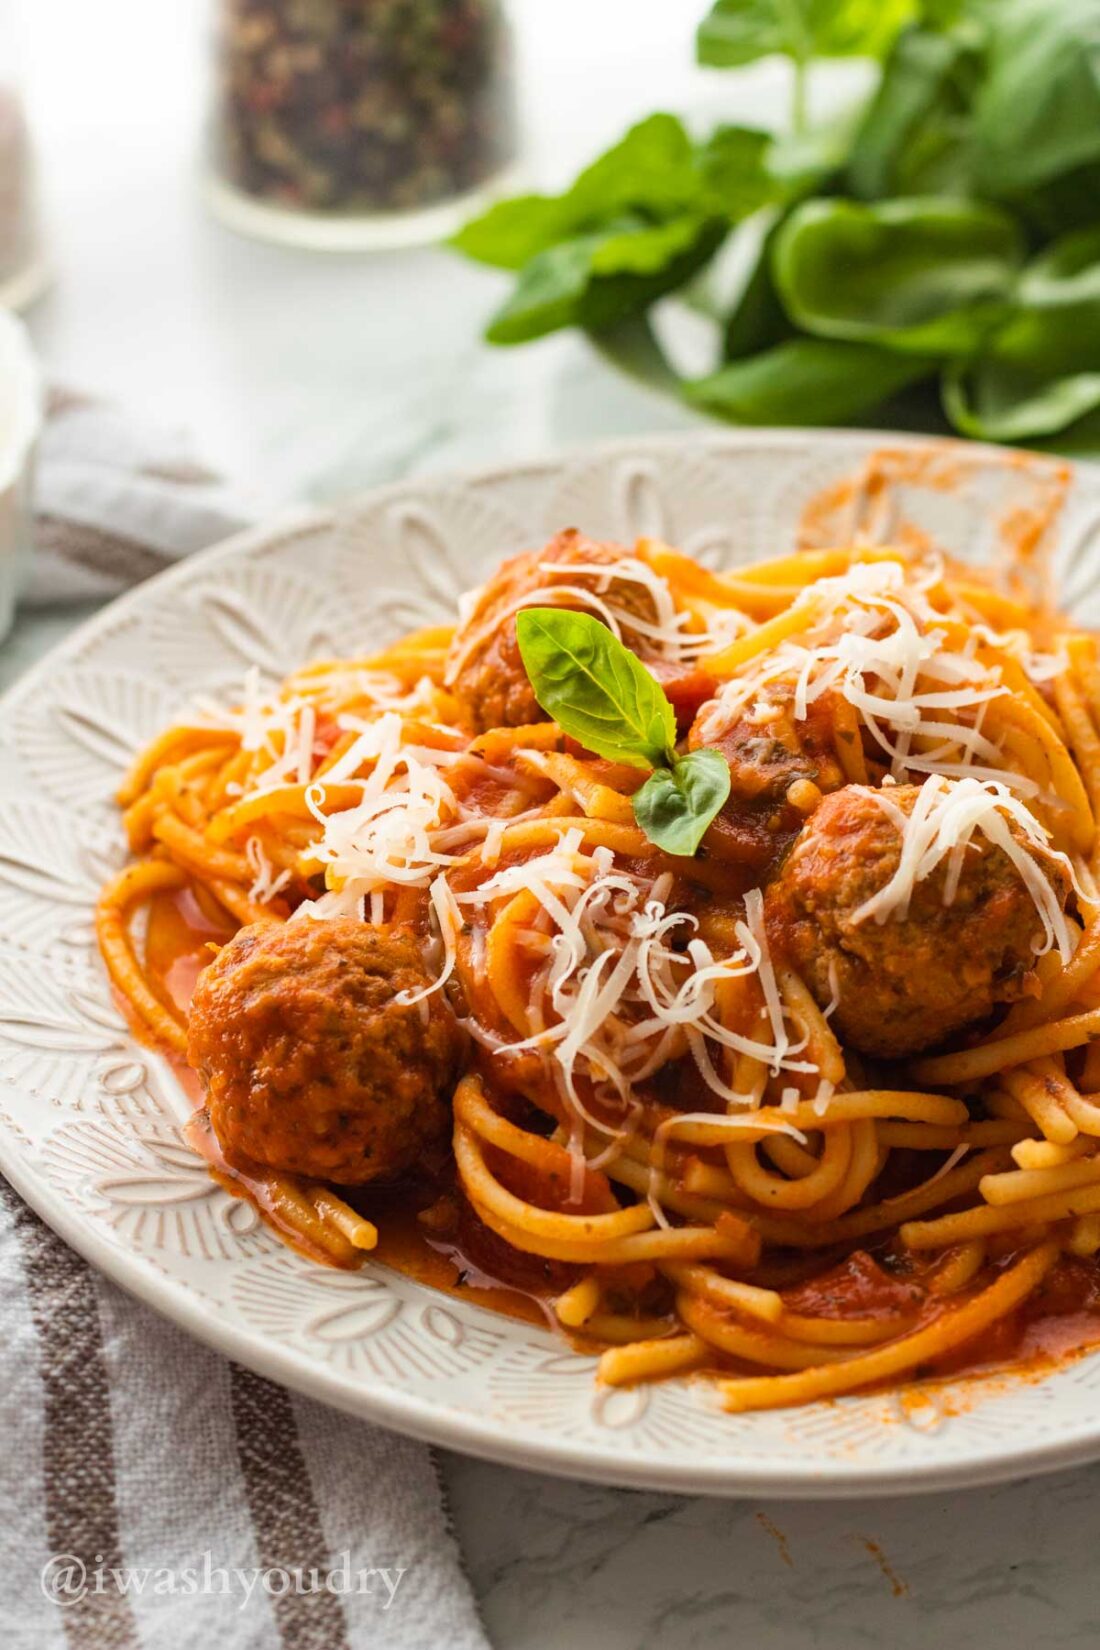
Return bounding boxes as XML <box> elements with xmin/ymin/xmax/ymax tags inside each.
<box><xmin>515</xmin><ymin>608</ymin><xmax>731</xmax><ymax>857</ymax></box>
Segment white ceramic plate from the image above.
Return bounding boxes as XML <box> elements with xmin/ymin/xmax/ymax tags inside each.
<box><xmin>6</xmin><ymin>430</ymin><xmax>1100</xmax><ymax>1500</ymax></box>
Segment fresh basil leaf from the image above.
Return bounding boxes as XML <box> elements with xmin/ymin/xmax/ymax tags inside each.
<box><xmin>633</xmin><ymin>749</ymin><xmax>732</xmax><ymax>857</ymax></box>
<box><xmin>485</xmin><ymin>217</ymin><xmax>725</xmax><ymax>345</ymax></box>
<box><xmin>943</xmin><ymin>358</ymin><xmax>1100</xmax><ymax>443</ymax></box>
<box><xmin>697</xmin><ymin>125</ymin><xmax>781</xmax><ymax>219</ymax></box>
<box><xmin>455</xmin><ymin>0</ymin><xmax>1100</xmax><ymax>458</ymax></box>
<box><xmin>1016</xmin><ymin>163</ymin><xmax>1100</xmax><ymax>241</ymax></box>
<box><xmin>722</xmin><ymin>219</ymin><xmax>796</xmax><ymax>360</ymax></box>
<box><xmin>515</xmin><ymin>608</ymin><xmax>676</xmax><ymax>769</ymax></box>
<box><xmin>986</xmin><ymin>228</ymin><xmax>1100</xmax><ymax>378</ymax></box>
<box><xmin>940</xmin><ymin>224</ymin><xmax>1100</xmax><ymax>441</ymax></box>
<box><xmin>450</xmin><ymin>195</ymin><xmax>569</xmax><ymax>272</ymax></box>
<box><xmin>917</xmin><ymin>0</ymin><xmax>968</xmax><ymax>26</ymax></box>
<box><xmin>687</xmin><ymin>338</ymin><xmax>935</xmax><ymax>425</ymax></box>
<box><xmin>587</xmin><ymin>314</ymin><xmax>685</xmax><ymax>395</ymax></box>
<box><xmin>564</xmin><ymin>114</ymin><xmax>703</xmax><ymax>223</ymax></box>
<box><xmin>773</xmin><ymin>196</ymin><xmax>1023</xmax><ymax>355</ymax></box>
<box><xmin>848</xmin><ymin>23</ymin><xmax>981</xmax><ymax>200</ymax></box>
<box><xmin>590</xmin><ymin>216</ymin><xmax>713</xmax><ymax>278</ymax></box>
<box><xmin>484</xmin><ymin>235</ymin><xmax>606</xmax><ymax>345</ymax></box>
<box><xmin>583</xmin><ymin>218</ymin><xmax>728</xmax><ymax>330</ymax></box>
<box><xmin>766</xmin><ymin>105</ymin><xmax>861</xmax><ymax>198</ymax></box>
<box><xmin>719</xmin><ymin>104</ymin><xmax>865</xmax><ymax>367</ymax></box>
<box><xmin>697</xmin><ymin>0</ymin><xmax>916</xmax><ymax>68</ymax></box>
<box><xmin>454</xmin><ymin>115</ymin><xmax>706</xmax><ymax>273</ymax></box>
<box><xmin>973</xmin><ymin>0</ymin><xmax>1100</xmax><ymax>198</ymax></box>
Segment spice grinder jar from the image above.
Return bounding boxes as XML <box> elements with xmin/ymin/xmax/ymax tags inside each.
<box><xmin>207</xmin><ymin>0</ymin><xmax>519</xmax><ymax>249</ymax></box>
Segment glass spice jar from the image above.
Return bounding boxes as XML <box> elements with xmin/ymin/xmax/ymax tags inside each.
<box><xmin>207</xmin><ymin>0</ymin><xmax>519</xmax><ymax>249</ymax></box>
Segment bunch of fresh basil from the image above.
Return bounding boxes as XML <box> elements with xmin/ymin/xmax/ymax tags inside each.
<box><xmin>452</xmin><ymin>0</ymin><xmax>1100</xmax><ymax>450</ymax></box>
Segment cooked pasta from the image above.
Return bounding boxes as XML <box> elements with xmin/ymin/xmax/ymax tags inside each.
<box><xmin>97</xmin><ymin>526</ymin><xmax>1100</xmax><ymax>1412</ymax></box>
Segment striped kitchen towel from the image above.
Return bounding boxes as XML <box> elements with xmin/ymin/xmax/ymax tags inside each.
<box><xmin>0</xmin><ymin>390</ymin><xmax>490</xmax><ymax>1647</ymax></box>
<box><xmin>26</xmin><ymin>387</ymin><xmax>259</xmax><ymax>606</ymax></box>
<box><xmin>0</xmin><ymin>1180</ymin><xmax>489</xmax><ymax>1650</ymax></box>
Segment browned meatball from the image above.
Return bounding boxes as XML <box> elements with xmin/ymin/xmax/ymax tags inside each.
<box><xmin>188</xmin><ymin>918</ymin><xmax>463</xmax><ymax>1184</ymax></box>
<box><xmin>691</xmin><ymin>680</ymin><xmax>847</xmax><ymax>810</ymax></box>
<box><xmin>765</xmin><ymin>784</ymin><xmax>1071</xmax><ymax>1059</ymax></box>
<box><xmin>682</xmin><ymin>681</ymin><xmax>848</xmax><ymax>878</ymax></box>
<box><xmin>446</xmin><ymin>529</ymin><xmax>671</xmax><ymax>733</ymax></box>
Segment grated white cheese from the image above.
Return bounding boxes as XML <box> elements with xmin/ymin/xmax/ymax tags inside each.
<box><xmin>395</xmin><ymin>876</ymin><xmax>465</xmax><ymax>1008</ymax></box>
<box><xmin>852</xmin><ymin>775</ymin><xmax>1076</xmax><ymax>962</ymax></box>
<box><xmin>481</xmin><ymin>818</ymin><xmax>506</xmax><ymax>867</ymax></box>
<box><xmin>293</xmin><ymin>712</ymin><xmax>461</xmax><ymax>920</ymax></box>
<box><xmin>244</xmin><ymin>835</ymin><xmax>292</xmax><ymax>905</ymax></box>
<box><xmin>195</xmin><ymin>666</ymin><xmax>323</xmax><ymax>796</ymax></box>
<box><xmin>537</xmin><ymin>558</ymin><xmax>747</xmax><ymax>660</ymax></box>
<box><xmin>695</xmin><ymin>560</ymin><xmax>1045</xmax><ymax>799</ymax></box>
<box><xmin>194</xmin><ymin>667</ymin><xmax>440</xmax><ymax>804</ymax></box>
<box><xmin>454</xmin><ymin>832</ymin><xmax>818</xmax><ymax>1157</ymax></box>
<box><xmin>444</xmin><ymin>555</ymin><xmax>745</xmax><ymax>686</ymax></box>
<box><xmin>882</xmin><ymin>1142</ymin><xmax>970</xmax><ymax>1205</ymax></box>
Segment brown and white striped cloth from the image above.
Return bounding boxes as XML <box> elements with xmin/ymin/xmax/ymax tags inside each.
<box><xmin>1</xmin><ymin>397</ymin><xmax>490</xmax><ymax>1649</ymax></box>
<box><xmin>0</xmin><ymin>1183</ymin><xmax>489</xmax><ymax>1647</ymax></box>
<box><xmin>26</xmin><ymin>388</ymin><xmax>258</xmax><ymax>605</ymax></box>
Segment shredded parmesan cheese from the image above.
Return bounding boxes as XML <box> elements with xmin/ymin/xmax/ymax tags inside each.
<box><xmin>294</xmin><ymin>712</ymin><xmax>461</xmax><ymax>920</ymax></box>
<box><xmin>454</xmin><ymin>832</ymin><xmax>818</xmax><ymax>1165</ymax></box>
<box><xmin>696</xmin><ymin>560</ymin><xmax>1046</xmax><ymax>799</ymax></box>
<box><xmin>244</xmin><ymin>835</ymin><xmax>292</xmax><ymax>905</ymax></box>
<box><xmin>396</xmin><ymin>876</ymin><xmax>465</xmax><ymax>1007</ymax></box>
<box><xmin>195</xmin><ymin>667</ymin><xmax>324</xmax><ymax>797</ymax></box>
<box><xmin>852</xmin><ymin>775</ymin><xmax>1076</xmax><ymax>962</ymax></box>
<box><xmin>445</xmin><ymin>556</ymin><xmax>744</xmax><ymax>685</ymax></box>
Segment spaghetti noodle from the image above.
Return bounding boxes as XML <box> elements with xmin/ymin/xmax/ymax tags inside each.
<box><xmin>97</xmin><ymin>529</ymin><xmax>1100</xmax><ymax>1413</ymax></box>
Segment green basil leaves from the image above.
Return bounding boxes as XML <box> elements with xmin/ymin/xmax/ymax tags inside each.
<box><xmin>513</xmin><ymin>608</ymin><xmax>676</xmax><ymax>769</ymax></box>
<box><xmin>454</xmin><ymin>0</ymin><xmax>1100</xmax><ymax>453</ymax></box>
<box><xmin>515</xmin><ymin>609</ymin><xmax>731</xmax><ymax>857</ymax></box>
<box><xmin>631</xmin><ymin>748</ymin><xmax>733</xmax><ymax>857</ymax></box>
<box><xmin>773</xmin><ymin>197</ymin><xmax>1023</xmax><ymax>355</ymax></box>
<box><xmin>696</xmin><ymin>0</ymin><xmax>915</xmax><ymax>73</ymax></box>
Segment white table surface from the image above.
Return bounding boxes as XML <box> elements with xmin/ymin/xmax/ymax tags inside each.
<box><xmin>9</xmin><ymin>3</ymin><xmax>1100</xmax><ymax>1646</ymax></box>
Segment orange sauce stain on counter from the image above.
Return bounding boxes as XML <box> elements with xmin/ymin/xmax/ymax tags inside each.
<box><xmin>755</xmin><ymin>1513</ymin><xmax>794</xmax><ymax>1569</ymax></box>
<box><xmin>857</xmin><ymin>1537</ymin><xmax>909</xmax><ymax>1599</ymax></box>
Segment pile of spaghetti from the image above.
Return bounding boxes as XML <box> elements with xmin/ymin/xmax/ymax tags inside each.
<box><xmin>97</xmin><ymin>532</ymin><xmax>1100</xmax><ymax>1413</ymax></box>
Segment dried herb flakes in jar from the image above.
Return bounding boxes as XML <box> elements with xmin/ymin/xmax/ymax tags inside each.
<box><xmin>213</xmin><ymin>0</ymin><xmax>516</xmax><ymax>218</ymax></box>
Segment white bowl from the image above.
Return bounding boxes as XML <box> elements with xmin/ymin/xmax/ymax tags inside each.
<box><xmin>0</xmin><ymin>309</ymin><xmax>40</xmax><ymax>639</ymax></box>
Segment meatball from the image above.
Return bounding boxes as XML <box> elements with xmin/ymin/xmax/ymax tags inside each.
<box><xmin>188</xmin><ymin>918</ymin><xmax>463</xmax><ymax>1184</ymax></box>
<box><xmin>683</xmin><ymin>680</ymin><xmax>848</xmax><ymax>877</ymax></box>
<box><xmin>691</xmin><ymin>679</ymin><xmax>847</xmax><ymax>811</ymax></box>
<box><xmin>765</xmin><ymin>784</ymin><xmax>1071</xmax><ymax>1059</ymax></box>
<box><xmin>446</xmin><ymin>529</ymin><xmax>671</xmax><ymax>733</ymax></box>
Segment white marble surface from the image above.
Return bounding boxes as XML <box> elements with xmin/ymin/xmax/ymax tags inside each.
<box><xmin>8</xmin><ymin>2</ymin><xmax>1100</xmax><ymax>1646</ymax></box>
<box><xmin>449</xmin><ymin>1460</ymin><xmax>1100</xmax><ymax>1649</ymax></box>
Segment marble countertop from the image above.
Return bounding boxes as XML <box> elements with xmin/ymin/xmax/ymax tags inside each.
<box><xmin>9</xmin><ymin>3</ymin><xmax>1100</xmax><ymax>1645</ymax></box>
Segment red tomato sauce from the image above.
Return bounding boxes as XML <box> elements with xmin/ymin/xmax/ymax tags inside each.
<box><xmin>134</xmin><ymin>878</ymin><xmax>1100</xmax><ymax>1391</ymax></box>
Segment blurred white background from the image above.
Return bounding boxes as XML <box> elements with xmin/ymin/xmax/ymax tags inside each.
<box><xmin>19</xmin><ymin>0</ymin><xmax>762</xmax><ymax>505</ymax></box>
